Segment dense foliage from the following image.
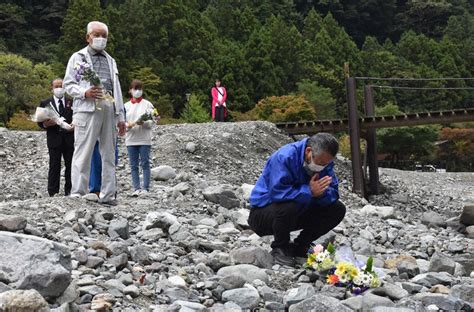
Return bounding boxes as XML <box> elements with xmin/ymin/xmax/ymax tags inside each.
<box><xmin>0</xmin><ymin>0</ymin><xmax>473</xmax><ymax>169</ymax></box>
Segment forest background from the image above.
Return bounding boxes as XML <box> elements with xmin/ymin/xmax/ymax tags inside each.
<box><xmin>1</xmin><ymin>0</ymin><xmax>473</xmax><ymax>170</ymax></box>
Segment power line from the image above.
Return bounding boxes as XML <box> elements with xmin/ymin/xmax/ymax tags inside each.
<box><xmin>370</xmin><ymin>85</ymin><xmax>474</xmax><ymax>90</ymax></box>
<box><xmin>355</xmin><ymin>77</ymin><xmax>474</xmax><ymax>81</ymax></box>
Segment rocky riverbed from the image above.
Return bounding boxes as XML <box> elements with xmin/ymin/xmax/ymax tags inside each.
<box><xmin>0</xmin><ymin>122</ymin><xmax>473</xmax><ymax>311</ymax></box>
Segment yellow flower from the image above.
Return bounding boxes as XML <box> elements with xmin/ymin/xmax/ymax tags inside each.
<box><xmin>335</xmin><ymin>262</ymin><xmax>359</xmax><ymax>278</ymax></box>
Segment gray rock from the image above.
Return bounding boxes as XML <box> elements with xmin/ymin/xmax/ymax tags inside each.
<box><xmin>109</xmin><ymin>218</ymin><xmax>130</xmax><ymax>239</ymax></box>
<box><xmin>319</xmin><ymin>285</ymin><xmax>346</xmax><ymax>300</ymax></box>
<box><xmin>203</xmin><ymin>185</ymin><xmax>240</xmax><ymax>208</ymax></box>
<box><xmin>290</xmin><ymin>294</ymin><xmax>352</xmax><ymax>312</ymax></box>
<box><xmin>164</xmin><ymin>287</ymin><xmax>199</xmax><ymax>303</ymax></box>
<box><xmin>447</xmin><ymin>242</ymin><xmax>464</xmax><ymax>253</ymax></box>
<box><xmin>421</xmin><ymin>211</ymin><xmax>447</xmax><ymax>228</ymax></box>
<box><xmin>413</xmin><ymin>293</ymin><xmax>471</xmax><ymax>311</ymax></box>
<box><xmin>397</xmin><ymin>261</ymin><xmax>420</xmax><ymax>278</ymax></box>
<box><xmin>0</xmin><ymin>214</ymin><xmax>27</xmax><ymax>231</ymax></box>
<box><xmin>199</xmin><ymin>217</ymin><xmax>218</xmax><ymax>227</ymax></box>
<box><xmin>230</xmin><ymin>246</ymin><xmax>273</xmax><ymax>269</ymax></box>
<box><xmin>265</xmin><ymin>301</ymin><xmax>286</xmax><ymax>311</ymax></box>
<box><xmin>185</xmin><ymin>142</ymin><xmax>197</xmax><ymax>153</ymax></box>
<box><xmin>342</xmin><ymin>293</ymin><xmax>394</xmax><ymax>310</ymax></box>
<box><xmin>450</xmin><ymin>284</ymin><xmax>474</xmax><ymax>304</ymax></box>
<box><xmin>460</xmin><ymin>204</ymin><xmax>474</xmax><ymax>225</ymax></box>
<box><xmin>232</xmin><ymin>209</ymin><xmax>249</xmax><ymax>228</ymax></box>
<box><xmin>151</xmin><ymin>165</ymin><xmax>177</xmax><ymax>181</ymax></box>
<box><xmin>172</xmin><ymin>182</ymin><xmax>191</xmax><ymax>194</ymax></box>
<box><xmin>371</xmin><ymin>308</ymin><xmax>415</xmax><ymax>312</ymax></box>
<box><xmin>218</xmin><ymin>274</ymin><xmax>246</xmax><ymax>290</ymax></box>
<box><xmin>241</xmin><ymin>183</ymin><xmax>254</xmax><ymax>201</ymax></box>
<box><xmin>221</xmin><ymin>287</ymin><xmax>260</xmax><ymax>310</ymax></box>
<box><xmin>429</xmin><ymin>251</ymin><xmax>456</xmax><ymax>274</ymax></box>
<box><xmin>466</xmin><ymin>225</ymin><xmax>474</xmax><ymax>238</ymax></box>
<box><xmin>0</xmin><ymin>289</ymin><xmax>49</xmax><ymax>312</ymax></box>
<box><xmin>217</xmin><ymin>264</ymin><xmax>269</xmax><ymax>284</ymax></box>
<box><xmin>372</xmin><ymin>283</ymin><xmax>409</xmax><ymax>300</ymax></box>
<box><xmin>411</xmin><ymin>272</ymin><xmax>454</xmax><ymax>287</ymax></box>
<box><xmin>284</xmin><ymin>284</ymin><xmax>316</xmax><ymax>307</ymax></box>
<box><xmin>123</xmin><ymin>285</ymin><xmax>140</xmax><ymax>298</ymax></box>
<box><xmin>401</xmin><ymin>282</ymin><xmax>424</xmax><ymax>294</ymax></box>
<box><xmin>258</xmin><ymin>285</ymin><xmax>283</xmax><ymax>303</ymax></box>
<box><xmin>108</xmin><ymin>253</ymin><xmax>128</xmax><ymax>270</ymax></box>
<box><xmin>169</xmin><ymin>223</ymin><xmax>192</xmax><ymax>242</ymax></box>
<box><xmin>360</xmin><ymin>205</ymin><xmax>395</xmax><ymax>219</ymax></box>
<box><xmin>85</xmin><ymin>256</ymin><xmax>104</xmax><ymax>269</ymax></box>
<box><xmin>175</xmin><ymin>300</ymin><xmax>207</xmax><ymax>312</ymax></box>
<box><xmin>104</xmin><ymin>279</ymin><xmax>126</xmax><ymax>292</ymax></box>
<box><xmin>0</xmin><ymin>232</ymin><xmax>71</xmax><ymax>300</ymax></box>
<box><xmin>140</xmin><ymin>228</ymin><xmax>166</xmax><ymax>241</ymax></box>
<box><xmin>143</xmin><ymin>211</ymin><xmax>178</xmax><ymax>231</ymax></box>
<box><xmin>129</xmin><ymin>245</ymin><xmax>151</xmax><ymax>265</ymax></box>
<box><xmin>206</xmin><ymin>251</ymin><xmax>232</xmax><ymax>271</ymax></box>
<box><xmin>0</xmin><ymin>282</ymin><xmax>12</xmax><ymax>293</ymax></box>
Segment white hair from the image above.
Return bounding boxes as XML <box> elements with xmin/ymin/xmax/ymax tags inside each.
<box><xmin>87</xmin><ymin>21</ymin><xmax>108</xmax><ymax>34</ymax></box>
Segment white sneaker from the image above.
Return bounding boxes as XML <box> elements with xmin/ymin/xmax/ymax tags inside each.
<box><xmin>82</xmin><ymin>193</ymin><xmax>99</xmax><ymax>202</ymax></box>
<box><xmin>69</xmin><ymin>193</ymin><xmax>82</xmax><ymax>198</ymax></box>
<box><xmin>140</xmin><ymin>189</ymin><xmax>149</xmax><ymax>196</ymax></box>
<box><xmin>131</xmin><ymin>189</ymin><xmax>141</xmax><ymax>197</ymax></box>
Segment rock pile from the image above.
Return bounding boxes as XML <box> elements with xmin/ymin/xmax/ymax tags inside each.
<box><xmin>0</xmin><ymin>121</ymin><xmax>472</xmax><ymax>311</ymax></box>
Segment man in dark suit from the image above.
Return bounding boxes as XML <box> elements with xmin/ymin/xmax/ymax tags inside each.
<box><xmin>38</xmin><ymin>78</ymin><xmax>74</xmax><ymax>196</ymax></box>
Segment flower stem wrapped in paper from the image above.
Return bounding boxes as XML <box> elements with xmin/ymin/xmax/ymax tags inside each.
<box><xmin>74</xmin><ymin>61</ymin><xmax>114</xmax><ymax>110</ymax></box>
<box><xmin>128</xmin><ymin>108</ymin><xmax>160</xmax><ymax>128</ymax></box>
<box><xmin>30</xmin><ymin>105</ymin><xmax>73</xmax><ymax>131</ymax></box>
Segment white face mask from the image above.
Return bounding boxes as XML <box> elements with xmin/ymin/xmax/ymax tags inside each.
<box><xmin>303</xmin><ymin>152</ymin><xmax>327</xmax><ymax>175</ymax></box>
<box><xmin>91</xmin><ymin>37</ymin><xmax>107</xmax><ymax>51</ymax></box>
<box><xmin>132</xmin><ymin>89</ymin><xmax>143</xmax><ymax>98</ymax></box>
<box><xmin>53</xmin><ymin>88</ymin><xmax>65</xmax><ymax>98</ymax></box>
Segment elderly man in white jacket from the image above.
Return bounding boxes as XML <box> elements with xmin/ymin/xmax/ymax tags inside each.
<box><xmin>64</xmin><ymin>21</ymin><xmax>126</xmax><ymax>205</ymax></box>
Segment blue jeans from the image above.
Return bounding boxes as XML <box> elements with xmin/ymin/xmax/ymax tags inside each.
<box><xmin>127</xmin><ymin>145</ymin><xmax>151</xmax><ymax>191</ymax></box>
<box><xmin>89</xmin><ymin>140</ymin><xmax>119</xmax><ymax>193</ymax></box>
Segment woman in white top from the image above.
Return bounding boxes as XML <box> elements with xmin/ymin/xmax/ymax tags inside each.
<box><xmin>124</xmin><ymin>79</ymin><xmax>157</xmax><ymax>196</ymax></box>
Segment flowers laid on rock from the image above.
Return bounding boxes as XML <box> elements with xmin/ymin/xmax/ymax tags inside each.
<box><xmin>306</xmin><ymin>243</ymin><xmax>382</xmax><ymax>294</ymax></box>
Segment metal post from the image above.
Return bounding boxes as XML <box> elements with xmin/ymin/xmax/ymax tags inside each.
<box><xmin>364</xmin><ymin>85</ymin><xmax>380</xmax><ymax>195</ymax></box>
<box><xmin>346</xmin><ymin>77</ymin><xmax>364</xmax><ymax>197</ymax></box>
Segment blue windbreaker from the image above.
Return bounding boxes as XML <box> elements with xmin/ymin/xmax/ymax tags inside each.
<box><xmin>249</xmin><ymin>138</ymin><xmax>339</xmax><ymax>210</ymax></box>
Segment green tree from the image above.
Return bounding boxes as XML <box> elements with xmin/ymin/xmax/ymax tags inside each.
<box><xmin>0</xmin><ymin>53</ymin><xmax>55</xmax><ymax>125</ymax></box>
<box><xmin>59</xmin><ymin>0</ymin><xmax>103</xmax><ymax>62</ymax></box>
<box><xmin>296</xmin><ymin>80</ymin><xmax>337</xmax><ymax>120</ymax></box>
<box><xmin>180</xmin><ymin>94</ymin><xmax>211</xmax><ymax>123</ymax></box>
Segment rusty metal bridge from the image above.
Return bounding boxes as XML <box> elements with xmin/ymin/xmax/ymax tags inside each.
<box><xmin>275</xmin><ymin>75</ymin><xmax>474</xmax><ymax>199</ymax></box>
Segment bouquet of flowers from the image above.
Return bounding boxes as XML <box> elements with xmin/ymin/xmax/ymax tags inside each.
<box><xmin>326</xmin><ymin>257</ymin><xmax>381</xmax><ymax>294</ymax></box>
<box><xmin>74</xmin><ymin>61</ymin><xmax>114</xmax><ymax>110</ymax></box>
<box><xmin>30</xmin><ymin>105</ymin><xmax>73</xmax><ymax>131</ymax></box>
<box><xmin>305</xmin><ymin>243</ymin><xmax>336</xmax><ymax>271</ymax></box>
<box><xmin>306</xmin><ymin>243</ymin><xmax>382</xmax><ymax>295</ymax></box>
<box><xmin>128</xmin><ymin>108</ymin><xmax>160</xmax><ymax>128</ymax></box>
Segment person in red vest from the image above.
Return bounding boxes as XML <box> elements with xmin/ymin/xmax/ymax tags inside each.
<box><xmin>211</xmin><ymin>79</ymin><xmax>227</xmax><ymax>122</ymax></box>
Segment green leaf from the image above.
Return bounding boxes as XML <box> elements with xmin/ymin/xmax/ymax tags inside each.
<box><xmin>327</xmin><ymin>242</ymin><xmax>335</xmax><ymax>254</ymax></box>
<box><xmin>365</xmin><ymin>256</ymin><xmax>373</xmax><ymax>273</ymax></box>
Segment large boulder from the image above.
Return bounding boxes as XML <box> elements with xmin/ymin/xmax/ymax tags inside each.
<box><xmin>222</xmin><ymin>287</ymin><xmax>260</xmax><ymax>310</ymax></box>
<box><xmin>143</xmin><ymin>211</ymin><xmax>179</xmax><ymax>232</ymax></box>
<box><xmin>290</xmin><ymin>294</ymin><xmax>352</xmax><ymax>312</ymax></box>
<box><xmin>460</xmin><ymin>204</ymin><xmax>474</xmax><ymax>226</ymax></box>
<box><xmin>203</xmin><ymin>185</ymin><xmax>240</xmax><ymax>208</ymax></box>
<box><xmin>421</xmin><ymin>211</ymin><xmax>447</xmax><ymax>228</ymax></box>
<box><xmin>217</xmin><ymin>264</ymin><xmax>269</xmax><ymax>284</ymax></box>
<box><xmin>360</xmin><ymin>205</ymin><xmax>395</xmax><ymax>219</ymax></box>
<box><xmin>0</xmin><ymin>232</ymin><xmax>71</xmax><ymax>300</ymax></box>
<box><xmin>428</xmin><ymin>251</ymin><xmax>456</xmax><ymax>274</ymax></box>
<box><xmin>0</xmin><ymin>214</ymin><xmax>27</xmax><ymax>232</ymax></box>
<box><xmin>151</xmin><ymin>165</ymin><xmax>176</xmax><ymax>181</ymax></box>
<box><xmin>0</xmin><ymin>289</ymin><xmax>49</xmax><ymax>312</ymax></box>
<box><xmin>230</xmin><ymin>246</ymin><xmax>273</xmax><ymax>269</ymax></box>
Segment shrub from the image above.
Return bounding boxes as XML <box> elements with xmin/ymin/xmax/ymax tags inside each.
<box><xmin>250</xmin><ymin>95</ymin><xmax>316</xmax><ymax>122</ymax></box>
<box><xmin>180</xmin><ymin>94</ymin><xmax>211</xmax><ymax>123</ymax></box>
<box><xmin>6</xmin><ymin>111</ymin><xmax>41</xmax><ymax>131</ymax></box>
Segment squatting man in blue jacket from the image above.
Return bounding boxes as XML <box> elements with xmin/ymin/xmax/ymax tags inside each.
<box><xmin>248</xmin><ymin>133</ymin><xmax>346</xmax><ymax>266</ymax></box>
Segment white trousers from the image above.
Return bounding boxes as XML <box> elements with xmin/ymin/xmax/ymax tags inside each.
<box><xmin>71</xmin><ymin>102</ymin><xmax>117</xmax><ymax>202</ymax></box>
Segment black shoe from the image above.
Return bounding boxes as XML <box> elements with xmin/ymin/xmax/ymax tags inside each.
<box><xmin>270</xmin><ymin>247</ymin><xmax>295</xmax><ymax>267</ymax></box>
<box><xmin>289</xmin><ymin>242</ymin><xmax>309</xmax><ymax>258</ymax></box>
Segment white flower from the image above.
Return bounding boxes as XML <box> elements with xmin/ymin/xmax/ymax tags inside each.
<box><xmin>315</xmin><ymin>252</ymin><xmax>327</xmax><ymax>263</ymax></box>
<box><xmin>338</xmin><ymin>274</ymin><xmax>349</xmax><ymax>284</ymax></box>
